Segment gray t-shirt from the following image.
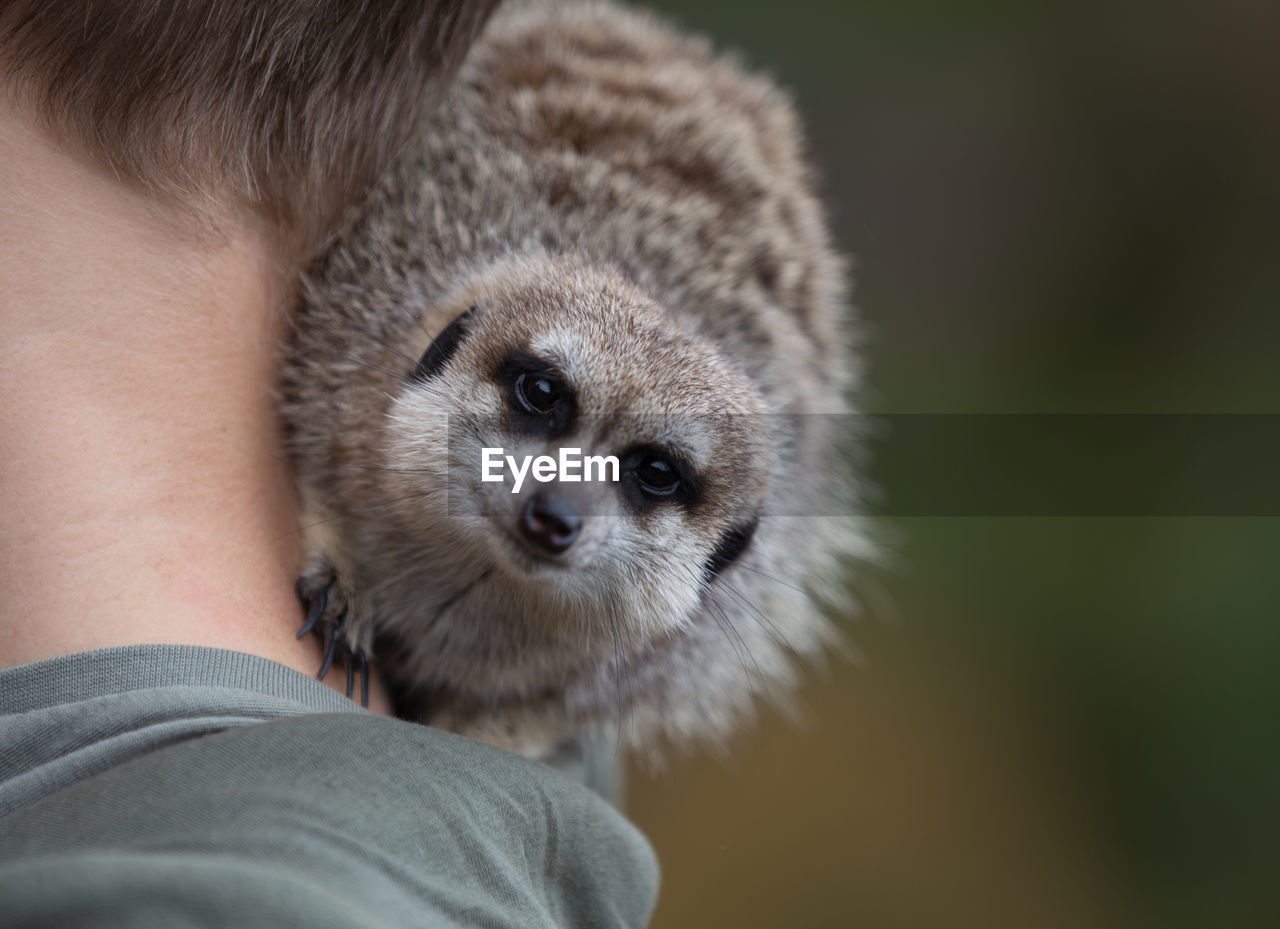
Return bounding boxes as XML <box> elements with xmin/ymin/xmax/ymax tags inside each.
<box><xmin>0</xmin><ymin>645</ymin><xmax>657</xmax><ymax>928</ymax></box>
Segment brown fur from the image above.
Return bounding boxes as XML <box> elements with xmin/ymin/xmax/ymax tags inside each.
<box><xmin>282</xmin><ymin>0</ymin><xmax>867</xmax><ymax>760</ymax></box>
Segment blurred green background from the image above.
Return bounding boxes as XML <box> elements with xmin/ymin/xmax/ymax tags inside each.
<box><xmin>625</xmin><ymin>2</ymin><xmax>1280</xmax><ymax>927</ymax></box>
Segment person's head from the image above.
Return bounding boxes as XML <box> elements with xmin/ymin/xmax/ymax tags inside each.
<box><xmin>0</xmin><ymin>0</ymin><xmax>497</xmax><ymax>260</ymax></box>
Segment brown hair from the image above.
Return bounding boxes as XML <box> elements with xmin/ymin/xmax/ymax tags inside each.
<box><xmin>0</xmin><ymin>0</ymin><xmax>497</xmax><ymax>256</ymax></box>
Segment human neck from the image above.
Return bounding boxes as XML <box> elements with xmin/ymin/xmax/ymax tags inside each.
<box><xmin>0</xmin><ymin>96</ymin><xmax>388</xmax><ymax>711</ymax></box>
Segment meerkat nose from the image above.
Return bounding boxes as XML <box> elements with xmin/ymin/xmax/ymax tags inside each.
<box><xmin>520</xmin><ymin>493</ymin><xmax>582</xmax><ymax>555</ymax></box>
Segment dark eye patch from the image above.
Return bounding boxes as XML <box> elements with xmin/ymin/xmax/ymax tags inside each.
<box><xmin>702</xmin><ymin>518</ymin><xmax>758</xmax><ymax>583</ymax></box>
<box><xmin>414</xmin><ymin>306</ymin><xmax>475</xmax><ymax>381</ymax></box>
<box><xmin>620</xmin><ymin>445</ymin><xmax>702</xmax><ymax>510</ymax></box>
<box><xmin>497</xmin><ymin>350</ymin><xmax>575</xmax><ymax>437</ymax></box>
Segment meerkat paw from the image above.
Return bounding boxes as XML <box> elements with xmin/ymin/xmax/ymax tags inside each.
<box><xmin>295</xmin><ymin>557</ymin><xmax>373</xmax><ymax>707</ymax></box>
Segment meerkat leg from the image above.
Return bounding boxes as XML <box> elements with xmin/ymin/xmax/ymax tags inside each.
<box><xmin>295</xmin><ymin>554</ymin><xmax>374</xmax><ymax>706</ymax></box>
<box><xmin>295</xmin><ymin>497</ymin><xmax>375</xmax><ymax>706</ymax></box>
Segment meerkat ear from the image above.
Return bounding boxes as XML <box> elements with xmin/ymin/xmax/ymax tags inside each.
<box><xmin>414</xmin><ymin>306</ymin><xmax>475</xmax><ymax>381</ymax></box>
<box><xmin>703</xmin><ymin>517</ymin><xmax>759</xmax><ymax>583</ymax></box>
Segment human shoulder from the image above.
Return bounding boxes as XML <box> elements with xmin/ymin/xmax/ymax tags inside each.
<box><xmin>0</xmin><ymin>714</ymin><xmax>657</xmax><ymax>929</ymax></box>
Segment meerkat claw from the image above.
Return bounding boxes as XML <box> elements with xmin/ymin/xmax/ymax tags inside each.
<box><xmin>317</xmin><ymin>605</ymin><xmax>372</xmax><ymax>706</ymax></box>
<box><xmin>294</xmin><ymin>560</ymin><xmax>373</xmax><ymax>707</ymax></box>
<box><xmin>295</xmin><ymin>584</ymin><xmax>328</xmax><ymax>640</ymax></box>
<box><xmin>316</xmin><ymin>606</ymin><xmax>346</xmax><ymax>681</ymax></box>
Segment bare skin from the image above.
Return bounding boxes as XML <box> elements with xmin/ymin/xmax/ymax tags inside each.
<box><xmin>0</xmin><ymin>92</ymin><xmax>391</xmax><ymax>714</ymax></box>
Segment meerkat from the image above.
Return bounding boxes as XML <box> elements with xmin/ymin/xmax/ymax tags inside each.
<box><xmin>281</xmin><ymin>0</ymin><xmax>866</xmax><ymax>759</ymax></box>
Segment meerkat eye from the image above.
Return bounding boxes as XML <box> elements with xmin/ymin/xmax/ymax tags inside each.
<box><xmin>515</xmin><ymin>371</ymin><xmax>564</xmax><ymax>414</ymax></box>
<box><xmin>498</xmin><ymin>351</ymin><xmax>575</xmax><ymax>437</ymax></box>
<box><xmin>634</xmin><ymin>455</ymin><xmax>680</xmax><ymax>496</ymax></box>
<box><xmin>621</xmin><ymin>446</ymin><xmax>701</xmax><ymax>508</ymax></box>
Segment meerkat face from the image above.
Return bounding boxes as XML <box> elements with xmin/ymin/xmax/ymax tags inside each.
<box><xmin>372</xmin><ymin>257</ymin><xmax>774</xmax><ymax>689</ymax></box>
